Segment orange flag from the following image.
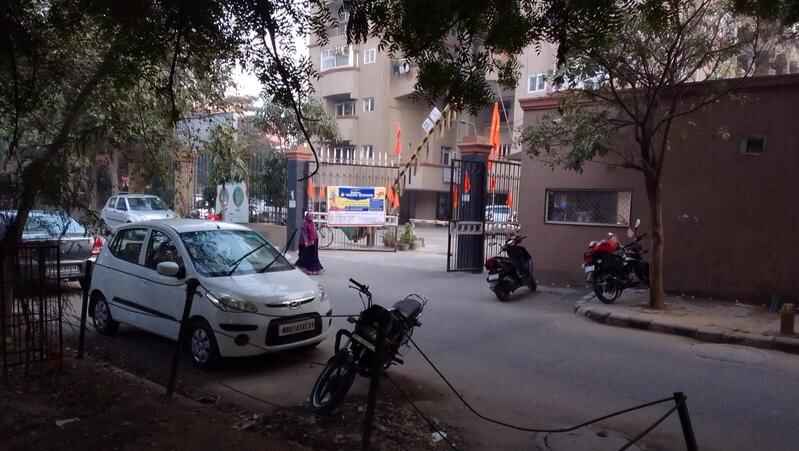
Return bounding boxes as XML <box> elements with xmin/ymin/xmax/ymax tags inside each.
<box><xmin>489</xmin><ymin>176</ymin><xmax>496</xmax><ymax>192</ymax></box>
<box><xmin>488</xmin><ymin>101</ymin><xmax>501</xmax><ymax>175</ymax></box>
<box><xmin>452</xmin><ymin>184</ymin><xmax>459</xmax><ymax>210</ymax></box>
<box><xmin>392</xmin><ymin>186</ymin><xmax>400</xmax><ymax>209</ymax></box>
<box><xmin>463</xmin><ymin>171</ymin><xmax>471</xmax><ymax>193</ymax></box>
<box><xmin>307</xmin><ymin>178</ymin><xmax>316</xmax><ymax>200</ymax></box>
<box><xmin>393</xmin><ymin>124</ymin><xmax>402</xmax><ymax>156</ymax></box>
<box><xmin>506</xmin><ymin>191</ymin><xmax>513</xmax><ymax>208</ymax></box>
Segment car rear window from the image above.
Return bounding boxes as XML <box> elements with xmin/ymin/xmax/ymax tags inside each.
<box><xmin>25</xmin><ymin>214</ymin><xmax>86</xmax><ymax>238</ymax></box>
<box><xmin>127</xmin><ymin>197</ymin><xmax>168</xmax><ymax>211</ymax></box>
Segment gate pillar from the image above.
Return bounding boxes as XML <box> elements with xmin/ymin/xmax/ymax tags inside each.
<box><xmin>456</xmin><ymin>137</ymin><xmax>492</xmax><ymax>272</ymax></box>
<box><xmin>286</xmin><ymin>145</ymin><xmax>313</xmax><ymax>251</ymax></box>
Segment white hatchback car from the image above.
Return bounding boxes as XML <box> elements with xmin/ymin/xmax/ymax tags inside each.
<box><xmin>89</xmin><ymin>219</ymin><xmax>332</xmax><ymax>368</ymax></box>
<box><xmin>101</xmin><ymin>194</ymin><xmax>178</xmax><ymax>230</ymax></box>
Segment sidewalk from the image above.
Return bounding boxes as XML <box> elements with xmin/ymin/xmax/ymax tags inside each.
<box><xmin>575</xmin><ymin>290</ymin><xmax>799</xmax><ymax>354</ymax></box>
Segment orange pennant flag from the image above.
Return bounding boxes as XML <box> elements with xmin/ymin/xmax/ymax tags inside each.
<box><xmin>392</xmin><ymin>186</ymin><xmax>400</xmax><ymax>209</ymax></box>
<box><xmin>506</xmin><ymin>191</ymin><xmax>513</xmax><ymax>208</ymax></box>
<box><xmin>452</xmin><ymin>184</ymin><xmax>459</xmax><ymax>210</ymax></box>
<box><xmin>393</xmin><ymin>124</ymin><xmax>402</xmax><ymax>156</ymax></box>
<box><xmin>307</xmin><ymin>178</ymin><xmax>316</xmax><ymax>200</ymax></box>
<box><xmin>489</xmin><ymin>102</ymin><xmax>501</xmax><ymax>160</ymax></box>
<box><xmin>463</xmin><ymin>171</ymin><xmax>471</xmax><ymax>193</ymax></box>
<box><xmin>489</xmin><ymin>176</ymin><xmax>496</xmax><ymax>192</ymax></box>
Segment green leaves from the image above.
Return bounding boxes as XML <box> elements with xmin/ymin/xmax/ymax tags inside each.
<box><xmin>206</xmin><ymin>125</ymin><xmax>248</xmax><ymax>187</ymax></box>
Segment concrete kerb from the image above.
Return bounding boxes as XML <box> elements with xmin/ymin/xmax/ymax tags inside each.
<box><xmin>574</xmin><ymin>300</ymin><xmax>799</xmax><ymax>355</ymax></box>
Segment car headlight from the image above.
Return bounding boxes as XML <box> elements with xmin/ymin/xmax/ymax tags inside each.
<box><xmin>205</xmin><ymin>291</ymin><xmax>258</xmax><ymax>313</ymax></box>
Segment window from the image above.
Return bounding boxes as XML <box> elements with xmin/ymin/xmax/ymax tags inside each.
<box><xmin>545</xmin><ymin>190</ymin><xmax>632</xmax><ymax>226</ymax></box>
<box><xmin>116</xmin><ymin>198</ymin><xmax>128</xmax><ymax>211</ymax></box>
<box><xmin>127</xmin><ymin>196</ymin><xmax>168</xmax><ymax>211</ymax></box>
<box><xmin>364</xmin><ymin>48</ymin><xmax>376</xmax><ymax>64</ymax></box>
<box><xmin>24</xmin><ymin>213</ymin><xmax>86</xmax><ymax>238</ymax></box>
<box><xmin>740</xmin><ymin>136</ymin><xmax>766</xmax><ymax>155</ymax></box>
<box><xmin>528</xmin><ymin>73</ymin><xmax>547</xmax><ymax>93</ymax></box>
<box><xmin>362</xmin><ymin>145</ymin><xmax>374</xmax><ymax>160</ymax></box>
<box><xmin>320</xmin><ymin>46</ymin><xmax>353</xmax><ymax>71</ymax></box>
<box><xmin>335</xmin><ymin>100</ymin><xmax>356</xmax><ymax>117</ymax></box>
<box><xmin>145</xmin><ymin>229</ymin><xmax>181</xmax><ymax>270</ymax></box>
<box><xmin>107</xmin><ymin>197</ymin><xmax>117</xmax><ymax>208</ymax></box>
<box><xmin>109</xmin><ymin>228</ymin><xmax>148</xmax><ymax>264</ymax></box>
<box><xmin>363</xmin><ymin>97</ymin><xmax>375</xmax><ymax>112</ymax></box>
<box><xmin>180</xmin><ymin>229</ymin><xmax>290</xmax><ymax>277</ymax></box>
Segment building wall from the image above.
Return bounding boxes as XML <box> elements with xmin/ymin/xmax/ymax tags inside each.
<box><xmin>519</xmin><ymin>75</ymin><xmax>799</xmax><ymax>301</ymax></box>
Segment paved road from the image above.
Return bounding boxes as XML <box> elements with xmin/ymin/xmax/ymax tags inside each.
<box><xmin>66</xmin><ymin>250</ymin><xmax>799</xmax><ymax>451</ymax></box>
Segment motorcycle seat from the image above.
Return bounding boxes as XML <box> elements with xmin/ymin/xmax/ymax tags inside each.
<box><xmin>392</xmin><ymin>298</ymin><xmax>423</xmax><ymax>320</ymax></box>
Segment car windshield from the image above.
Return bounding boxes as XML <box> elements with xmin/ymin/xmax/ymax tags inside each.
<box><xmin>180</xmin><ymin>229</ymin><xmax>291</xmax><ymax>277</ymax></box>
<box><xmin>23</xmin><ymin>213</ymin><xmax>86</xmax><ymax>238</ymax></box>
<box><xmin>127</xmin><ymin>197</ymin><xmax>168</xmax><ymax>211</ymax></box>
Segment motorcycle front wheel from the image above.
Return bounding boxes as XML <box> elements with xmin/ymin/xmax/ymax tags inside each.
<box><xmin>309</xmin><ymin>352</ymin><xmax>357</xmax><ymax>414</ymax></box>
<box><xmin>493</xmin><ymin>283</ymin><xmax>511</xmax><ymax>302</ymax></box>
<box><xmin>593</xmin><ymin>271</ymin><xmax>622</xmax><ymax>304</ymax></box>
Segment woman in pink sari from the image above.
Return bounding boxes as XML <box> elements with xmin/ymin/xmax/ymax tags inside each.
<box><xmin>295</xmin><ymin>212</ymin><xmax>324</xmax><ymax>274</ymax></box>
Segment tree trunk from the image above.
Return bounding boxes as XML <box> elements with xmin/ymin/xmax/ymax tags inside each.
<box><xmin>645</xmin><ymin>175</ymin><xmax>666</xmax><ymax>309</ymax></box>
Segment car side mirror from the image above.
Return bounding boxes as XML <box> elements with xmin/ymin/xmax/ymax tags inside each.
<box><xmin>634</xmin><ymin>218</ymin><xmax>641</xmax><ymax>229</ymax></box>
<box><xmin>157</xmin><ymin>261</ymin><xmax>181</xmax><ymax>277</ymax></box>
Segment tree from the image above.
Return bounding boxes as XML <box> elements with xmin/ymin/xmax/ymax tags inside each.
<box><xmin>521</xmin><ymin>0</ymin><xmax>767</xmax><ymax>308</ymax></box>
<box><xmin>256</xmin><ymin>98</ymin><xmax>338</xmax><ymax>151</ymax></box>
<box><xmin>0</xmin><ymin>0</ymin><xmax>328</xmax><ymax>246</ymax></box>
<box><xmin>206</xmin><ymin>125</ymin><xmax>248</xmax><ymax>190</ymax></box>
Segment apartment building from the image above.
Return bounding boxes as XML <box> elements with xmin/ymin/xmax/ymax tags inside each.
<box><xmin>308</xmin><ymin>5</ymin><xmax>515</xmax><ymax>221</ymax></box>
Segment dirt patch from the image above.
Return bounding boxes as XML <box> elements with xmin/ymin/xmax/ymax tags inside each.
<box><xmin>1</xmin><ymin>357</ymin><xmax>461</xmax><ymax>451</ymax></box>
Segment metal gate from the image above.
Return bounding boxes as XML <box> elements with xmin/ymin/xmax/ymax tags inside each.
<box><xmin>308</xmin><ymin>157</ymin><xmax>399</xmax><ymax>252</ymax></box>
<box><xmin>447</xmin><ymin>158</ymin><xmax>521</xmax><ymax>272</ymax></box>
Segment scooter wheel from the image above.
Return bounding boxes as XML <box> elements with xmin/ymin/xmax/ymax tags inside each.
<box><xmin>528</xmin><ymin>279</ymin><xmax>537</xmax><ymax>292</ymax></box>
<box><xmin>494</xmin><ymin>287</ymin><xmax>511</xmax><ymax>302</ymax></box>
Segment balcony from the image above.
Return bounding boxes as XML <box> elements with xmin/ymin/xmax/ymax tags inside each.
<box><xmin>335</xmin><ymin>116</ymin><xmax>358</xmax><ymax>142</ymax></box>
<box><xmin>318</xmin><ymin>67</ymin><xmax>359</xmax><ymax>98</ymax></box>
<box><xmin>390</xmin><ymin>59</ymin><xmax>417</xmax><ymax>98</ymax></box>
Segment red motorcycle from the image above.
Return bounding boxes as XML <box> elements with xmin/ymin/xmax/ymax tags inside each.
<box><xmin>582</xmin><ymin>219</ymin><xmax>649</xmax><ymax>304</ymax></box>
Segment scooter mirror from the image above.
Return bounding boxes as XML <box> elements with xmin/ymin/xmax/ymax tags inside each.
<box><xmin>627</xmin><ymin>227</ymin><xmax>635</xmax><ymax>238</ymax></box>
<box><xmin>634</xmin><ymin>218</ymin><xmax>641</xmax><ymax>229</ymax></box>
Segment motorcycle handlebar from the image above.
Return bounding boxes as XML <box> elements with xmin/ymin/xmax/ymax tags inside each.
<box><xmin>349</xmin><ymin>278</ymin><xmax>368</xmax><ymax>292</ymax></box>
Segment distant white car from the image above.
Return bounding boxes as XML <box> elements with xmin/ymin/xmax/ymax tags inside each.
<box><xmin>88</xmin><ymin>220</ymin><xmax>332</xmax><ymax>368</ymax></box>
<box><xmin>101</xmin><ymin>194</ymin><xmax>177</xmax><ymax>229</ymax></box>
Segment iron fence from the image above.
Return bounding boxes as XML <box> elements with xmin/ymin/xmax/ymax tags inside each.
<box><xmin>484</xmin><ymin>159</ymin><xmax>522</xmax><ymax>261</ymax></box>
<box><xmin>1</xmin><ymin>243</ymin><xmax>63</xmax><ymax>381</ymax></box>
<box><xmin>248</xmin><ymin>151</ymin><xmax>288</xmax><ymax>225</ymax></box>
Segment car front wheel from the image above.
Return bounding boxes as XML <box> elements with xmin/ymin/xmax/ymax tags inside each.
<box><xmin>189</xmin><ymin>319</ymin><xmax>221</xmax><ymax>370</ymax></box>
<box><xmin>92</xmin><ymin>293</ymin><xmax>119</xmax><ymax>336</ymax></box>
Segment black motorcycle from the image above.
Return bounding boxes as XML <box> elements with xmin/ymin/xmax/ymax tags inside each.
<box><xmin>309</xmin><ymin>278</ymin><xmax>426</xmax><ymax>414</ymax></box>
<box><xmin>485</xmin><ymin>234</ymin><xmax>537</xmax><ymax>302</ymax></box>
<box><xmin>583</xmin><ymin>219</ymin><xmax>649</xmax><ymax>304</ymax></box>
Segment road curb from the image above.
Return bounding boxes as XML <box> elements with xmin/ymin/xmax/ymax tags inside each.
<box><xmin>574</xmin><ymin>301</ymin><xmax>799</xmax><ymax>355</ymax></box>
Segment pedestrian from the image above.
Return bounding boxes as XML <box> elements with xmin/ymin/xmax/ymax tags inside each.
<box><xmin>295</xmin><ymin>212</ymin><xmax>324</xmax><ymax>275</ymax></box>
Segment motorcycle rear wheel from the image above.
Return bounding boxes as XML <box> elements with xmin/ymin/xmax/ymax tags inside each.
<box><xmin>493</xmin><ymin>285</ymin><xmax>511</xmax><ymax>302</ymax></box>
<box><xmin>309</xmin><ymin>352</ymin><xmax>357</xmax><ymax>414</ymax></box>
<box><xmin>593</xmin><ymin>271</ymin><xmax>622</xmax><ymax>304</ymax></box>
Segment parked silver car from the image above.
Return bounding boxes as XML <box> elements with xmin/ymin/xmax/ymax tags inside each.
<box><xmin>1</xmin><ymin>210</ymin><xmax>99</xmax><ymax>286</ymax></box>
<box><xmin>101</xmin><ymin>194</ymin><xmax>177</xmax><ymax>229</ymax></box>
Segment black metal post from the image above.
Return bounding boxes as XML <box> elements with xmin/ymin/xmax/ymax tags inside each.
<box><xmin>674</xmin><ymin>392</ymin><xmax>698</xmax><ymax>451</ymax></box>
<box><xmin>166</xmin><ymin>279</ymin><xmax>199</xmax><ymax>398</ymax></box>
<box><xmin>77</xmin><ymin>260</ymin><xmax>93</xmax><ymax>359</ymax></box>
<box><xmin>361</xmin><ymin>326</ymin><xmax>386</xmax><ymax>451</ymax></box>
<box><xmin>286</xmin><ymin>157</ymin><xmax>310</xmax><ymax>252</ymax></box>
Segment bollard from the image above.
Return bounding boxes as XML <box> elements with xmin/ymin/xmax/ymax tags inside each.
<box><xmin>674</xmin><ymin>392</ymin><xmax>698</xmax><ymax>451</ymax></box>
<box><xmin>361</xmin><ymin>325</ymin><xmax>386</xmax><ymax>451</ymax></box>
<box><xmin>780</xmin><ymin>303</ymin><xmax>795</xmax><ymax>335</ymax></box>
<box><xmin>77</xmin><ymin>260</ymin><xmax>93</xmax><ymax>359</ymax></box>
<box><xmin>166</xmin><ymin>279</ymin><xmax>199</xmax><ymax>398</ymax></box>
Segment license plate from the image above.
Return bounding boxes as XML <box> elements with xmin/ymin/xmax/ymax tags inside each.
<box><xmin>583</xmin><ymin>265</ymin><xmax>594</xmax><ymax>273</ymax></box>
<box><xmin>63</xmin><ymin>265</ymin><xmax>80</xmax><ymax>275</ymax></box>
<box><xmin>278</xmin><ymin>318</ymin><xmax>316</xmax><ymax>336</ymax></box>
<box><xmin>487</xmin><ymin>274</ymin><xmax>500</xmax><ymax>282</ymax></box>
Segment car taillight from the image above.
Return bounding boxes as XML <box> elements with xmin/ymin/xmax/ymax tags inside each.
<box><xmin>91</xmin><ymin>236</ymin><xmax>105</xmax><ymax>256</ymax></box>
<box><xmin>583</xmin><ymin>251</ymin><xmax>593</xmax><ymax>264</ymax></box>
<box><xmin>485</xmin><ymin>258</ymin><xmax>498</xmax><ymax>271</ymax></box>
